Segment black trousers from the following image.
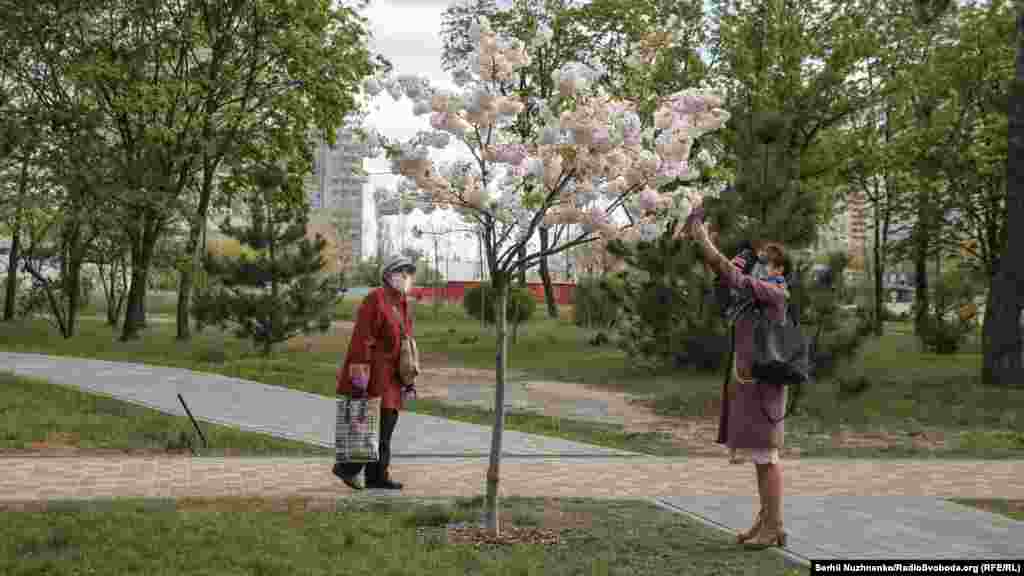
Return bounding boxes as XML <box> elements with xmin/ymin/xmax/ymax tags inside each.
<box><xmin>339</xmin><ymin>407</ymin><xmax>398</xmax><ymax>483</ymax></box>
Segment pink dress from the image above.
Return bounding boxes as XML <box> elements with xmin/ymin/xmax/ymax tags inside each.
<box><xmin>714</xmin><ymin>264</ymin><xmax>789</xmax><ymax>464</ymax></box>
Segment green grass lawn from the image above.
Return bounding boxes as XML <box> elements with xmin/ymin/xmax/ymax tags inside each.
<box><xmin>952</xmin><ymin>499</ymin><xmax>1024</xmax><ymax>522</ymax></box>
<box><xmin>0</xmin><ymin>372</ymin><xmax>330</xmax><ymax>456</ymax></box>
<box><xmin>3</xmin><ymin>298</ymin><xmax>1022</xmax><ymax>459</ymax></box>
<box><xmin>0</xmin><ymin>316</ymin><xmax>682</xmax><ymax>456</ymax></box>
<box><xmin>0</xmin><ymin>496</ymin><xmax>804</xmax><ymax>576</ymax></box>
<box><xmin>641</xmin><ymin>323</ymin><xmax>1023</xmax><ymax>458</ymax></box>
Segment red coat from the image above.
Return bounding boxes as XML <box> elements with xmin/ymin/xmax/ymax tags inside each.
<box><xmin>336</xmin><ymin>287</ymin><xmax>413</xmax><ymax>411</ymax></box>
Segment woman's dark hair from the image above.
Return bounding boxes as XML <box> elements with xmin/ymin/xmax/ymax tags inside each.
<box><xmin>761</xmin><ymin>242</ymin><xmax>789</xmax><ymax>276</ymax></box>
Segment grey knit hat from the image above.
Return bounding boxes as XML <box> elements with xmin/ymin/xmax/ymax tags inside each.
<box><xmin>380</xmin><ymin>255</ymin><xmax>416</xmax><ymax>285</ymax></box>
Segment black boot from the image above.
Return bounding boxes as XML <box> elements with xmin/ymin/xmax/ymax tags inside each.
<box><xmin>366</xmin><ymin>478</ymin><xmax>403</xmax><ymax>490</ymax></box>
<box><xmin>332</xmin><ymin>463</ymin><xmax>363</xmax><ymax>490</ymax></box>
<box><xmin>366</xmin><ymin>408</ymin><xmax>401</xmax><ymax>490</ymax></box>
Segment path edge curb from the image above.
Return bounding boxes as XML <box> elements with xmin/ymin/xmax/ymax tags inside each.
<box><xmin>647</xmin><ymin>496</ymin><xmax>810</xmax><ymax>569</ymax></box>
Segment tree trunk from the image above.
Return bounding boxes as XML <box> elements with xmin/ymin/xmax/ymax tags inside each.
<box><xmin>913</xmin><ymin>198</ymin><xmax>931</xmax><ymax>335</ymax></box>
<box><xmin>121</xmin><ymin>213</ymin><xmax>160</xmax><ymax>341</ymax></box>
<box><xmin>103</xmin><ymin>249</ymin><xmax>129</xmax><ymax>327</ymax></box>
<box><xmin>63</xmin><ymin>225</ymin><xmax>84</xmax><ymax>339</ymax></box>
<box><xmin>485</xmin><ymin>272</ymin><xmax>509</xmax><ymax>536</ymax></box>
<box><xmin>3</xmin><ymin>158</ymin><xmax>29</xmax><ymax>321</ymax></box>
<box><xmin>176</xmin><ymin>267</ymin><xmax>194</xmax><ymax>340</ymax></box>
<box><xmin>513</xmin><ymin>244</ymin><xmax>526</xmax><ymax>344</ymax></box>
<box><xmin>982</xmin><ymin>11</ymin><xmax>1024</xmax><ymax>387</ymax></box>
<box><xmin>139</xmin><ymin>267</ymin><xmax>149</xmax><ymax>328</ymax></box>
<box><xmin>177</xmin><ymin>158</ymin><xmax>216</xmax><ymax>341</ymax></box>
<box><xmin>265</xmin><ymin>186</ymin><xmax>278</xmax><ymax>357</ymax></box>
<box><xmin>3</xmin><ymin>220</ymin><xmax>20</xmax><ymax>321</ymax></box>
<box><xmin>538</xmin><ymin>227</ymin><xmax>558</xmax><ymax>319</ymax></box>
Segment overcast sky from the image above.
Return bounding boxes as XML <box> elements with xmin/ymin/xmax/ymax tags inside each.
<box><xmin>358</xmin><ymin>0</ymin><xmax>476</xmax><ymax>262</ymax></box>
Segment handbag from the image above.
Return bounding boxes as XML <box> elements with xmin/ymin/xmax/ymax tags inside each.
<box><xmin>749</xmin><ymin>300</ymin><xmax>812</xmax><ymax>424</ymax></box>
<box><xmin>335</xmin><ymin>395</ymin><xmax>381</xmax><ymax>463</ymax></box>
<box><xmin>385</xmin><ymin>302</ymin><xmax>420</xmax><ymax>388</ymax></box>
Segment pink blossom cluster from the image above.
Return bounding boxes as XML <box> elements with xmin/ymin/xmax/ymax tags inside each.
<box><xmin>364</xmin><ymin>15</ymin><xmax>729</xmax><ymax>248</ymax></box>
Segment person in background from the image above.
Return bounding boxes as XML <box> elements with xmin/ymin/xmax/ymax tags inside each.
<box><xmin>333</xmin><ymin>255</ymin><xmax>417</xmax><ymax>491</ymax></box>
<box><xmin>689</xmin><ymin>217</ymin><xmax>791</xmax><ymax>549</ymax></box>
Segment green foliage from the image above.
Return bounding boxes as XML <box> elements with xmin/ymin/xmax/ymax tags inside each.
<box><xmin>708</xmin><ymin>0</ymin><xmax>892</xmax><ymax>250</ymax></box>
<box><xmin>193</xmin><ymin>167</ymin><xmax>340</xmax><ymax>355</ymax></box>
<box><xmin>787</xmin><ymin>257</ymin><xmax>875</xmax><ymax>382</ymax></box>
<box><xmin>914</xmin><ymin>270</ymin><xmax>981</xmax><ymax>354</ymax></box>
<box><xmin>1</xmin><ymin>0</ymin><xmax>381</xmax><ymax>341</ymax></box>
<box><xmin>349</xmin><ymin>257</ymin><xmax>382</xmax><ymax>287</ymax></box>
<box><xmin>462</xmin><ymin>283</ymin><xmax>537</xmax><ymax>325</ymax></box>
<box><xmin>602</xmin><ymin>219</ymin><xmax>730</xmax><ymax>372</ymax></box>
<box><xmin>604</xmin><ymin>216</ymin><xmax>874</xmax><ymax>380</ymax></box>
<box><xmin>573</xmin><ymin>277</ymin><xmax>619</xmax><ymax>329</ymax></box>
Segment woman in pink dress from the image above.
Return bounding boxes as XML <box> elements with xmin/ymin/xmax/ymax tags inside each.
<box><xmin>690</xmin><ymin>218</ymin><xmax>790</xmax><ymax>549</ymax></box>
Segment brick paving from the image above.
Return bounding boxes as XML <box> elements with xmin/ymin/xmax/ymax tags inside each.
<box><xmin>1</xmin><ymin>456</ymin><xmax>1021</xmax><ymax>502</ymax></box>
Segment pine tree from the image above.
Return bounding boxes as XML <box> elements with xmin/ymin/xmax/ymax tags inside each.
<box><xmin>603</xmin><ymin>216</ymin><xmax>730</xmax><ymax>373</ymax></box>
<box><xmin>194</xmin><ymin>165</ymin><xmax>338</xmax><ymax>356</ymax></box>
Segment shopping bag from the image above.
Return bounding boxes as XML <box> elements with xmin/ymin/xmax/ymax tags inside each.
<box><xmin>335</xmin><ymin>395</ymin><xmax>380</xmax><ymax>463</ymax></box>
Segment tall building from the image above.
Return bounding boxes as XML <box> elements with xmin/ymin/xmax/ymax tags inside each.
<box><xmin>204</xmin><ymin>121</ymin><xmax>372</xmax><ymax>275</ymax></box>
<box><xmin>304</xmin><ymin>122</ymin><xmax>372</xmax><ymax>270</ymax></box>
<box><xmin>846</xmin><ymin>189</ymin><xmax>868</xmax><ymax>270</ymax></box>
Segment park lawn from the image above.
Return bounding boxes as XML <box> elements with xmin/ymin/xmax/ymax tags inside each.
<box><xmin>3</xmin><ymin>301</ymin><xmax>1022</xmax><ymax>459</ymax></box>
<box><xmin>0</xmin><ymin>317</ymin><xmax>686</xmax><ymax>457</ymax></box>
<box><xmin>0</xmin><ymin>372</ymin><xmax>330</xmax><ymax>456</ymax></box>
<box><xmin>642</xmin><ymin>323</ymin><xmax>1024</xmax><ymax>458</ymax></box>
<box><xmin>952</xmin><ymin>499</ymin><xmax>1024</xmax><ymax>522</ymax></box>
<box><xmin>0</xmin><ymin>496</ymin><xmax>804</xmax><ymax>576</ymax></box>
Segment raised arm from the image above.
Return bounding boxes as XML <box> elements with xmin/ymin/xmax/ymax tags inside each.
<box><xmin>692</xmin><ymin>222</ymin><xmax>786</xmax><ymax>308</ymax></box>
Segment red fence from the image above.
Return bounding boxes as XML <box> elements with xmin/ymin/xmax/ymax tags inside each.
<box><xmin>410</xmin><ymin>281</ymin><xmax>576</xmax><ymax>305</ymax></box>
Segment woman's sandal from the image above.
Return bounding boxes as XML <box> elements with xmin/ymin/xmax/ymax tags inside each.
<box><xmin>742</xmin><ymin>519</ymin><xmax>787</xmax><ymax>549</ymax></box>
<box><xmin>736</xmin><ymin>509</ymin><xmax>764</xmax><ymax>544</ymax></box>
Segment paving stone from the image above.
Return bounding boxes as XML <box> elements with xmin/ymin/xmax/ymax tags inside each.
<box><xmin>655</xmin><ymin>496</ymin><xmax>1024</xmax><ymax>561</ymax></box>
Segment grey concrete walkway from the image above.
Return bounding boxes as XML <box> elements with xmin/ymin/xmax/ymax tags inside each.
<box><xmin>0</xmin><ymin>351</ymin><xmax>636</xmax><ymax>458</ymax></box>
<box><xmin>655</xmin><ymin>496</ymin><xmax>1024</xmax><ymax>562</ymax></box>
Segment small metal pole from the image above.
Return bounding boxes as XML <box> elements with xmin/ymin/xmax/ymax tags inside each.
<box><xmin>177</xmin><ymin>393</ymin><xmax>208</xmax><ymax>450</ymax></box>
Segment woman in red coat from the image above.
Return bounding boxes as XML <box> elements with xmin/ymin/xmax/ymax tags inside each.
<box><xmin>333</xmin><ymin>255</ymin><xmax>416</xmax><ymax>490</ymax></box>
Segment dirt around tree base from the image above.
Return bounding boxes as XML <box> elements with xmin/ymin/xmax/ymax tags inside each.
<box><xmin>437</xmin><ymin>524</ymin><xmax>562</xmax><ymax>547</ymax></box>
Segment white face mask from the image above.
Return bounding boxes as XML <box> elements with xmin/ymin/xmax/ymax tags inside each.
<box><xmin>388</xmin><ymin>273</ymin><xmax>412</xmax><ymax>294</ymax></box>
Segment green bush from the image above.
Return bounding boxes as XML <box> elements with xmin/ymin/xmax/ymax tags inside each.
<box><xmin>573</xmin><ymin>277</ymin><xmax>619</xmax><ymax>329</ymax></box>
<box><xmin>462</xmin><ymin>283</ymin><xmax>537</xmax><ymax>325</ymax></box>
<box><xmin>913</xmin><ymin>271</ymin><xmax>980</xmax><ymax>354</ymax></box>
<box><xmin>918</xmin><ymin>316</ymin><xmax>974</xmax><ymax>354</ymax></box>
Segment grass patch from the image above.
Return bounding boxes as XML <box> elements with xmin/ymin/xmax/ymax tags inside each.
<box><xmin>3</xmin><ymin>308</ymin><xmax>1022</xmax><ymax>459</ymax></box>
<box><xmin>952</xmin><ymin>499</ymin><xmax>1024</xmax><ymax>522</ymax></box>
<box><xmin>640</xmin><ymin>323</ymin><xmax>1024</xmax><ymax>459</ymax></box>
<box><xmin>0</xmin><ymin>372</ymin><xmax>329</xmax><ymax>456</ymax></box>
<box><xmin>0</xmin><ymin>496</ymin><xmax>804</xmax><ymax>575</ymax></box>
<box><xmin>0</xmin><ymin>317</ymin><xmax>680</xmax><ymax>456</ymax></box>
<box><xmin>79</xmin><ymin>290</ymin><xmax>179</xmax><ymax>317</ymax></box>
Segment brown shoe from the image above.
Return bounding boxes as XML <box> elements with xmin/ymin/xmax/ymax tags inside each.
<box><xmin>742</xmin><ymin>519</ymin><xmax>787</xmax><ymax>549</ymax></box>
<box><xmin>736</xmin><ymin>509</ymin><xmax>765</xmax><ymax>544</ymax></box>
